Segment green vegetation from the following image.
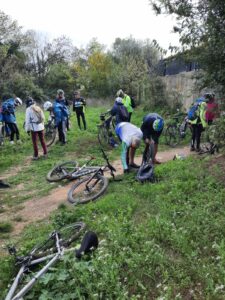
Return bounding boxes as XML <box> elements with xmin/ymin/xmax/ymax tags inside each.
<box><xmin>1</xmin><ymin>155</ymin><xmax>225</xmax><ymax>299</ymax></box>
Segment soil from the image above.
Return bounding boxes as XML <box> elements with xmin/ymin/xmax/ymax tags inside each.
<box><xmin>0</xmin><ymin>146</ymin><xmax>193</xmax><ymax>250</ymax></box>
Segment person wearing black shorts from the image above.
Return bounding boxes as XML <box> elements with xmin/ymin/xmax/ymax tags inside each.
<box><xmin>141</xmin><ymin>113</ymin><xmax>164</xmax><ymax>164</ymax></box>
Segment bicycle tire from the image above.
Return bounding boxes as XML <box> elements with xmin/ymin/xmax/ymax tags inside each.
<box><xmin>0</xmin><ymin>124</ymin><xmax>4</xmax><ymax>146</ymax></box>
<box><xmin>98</xmin><ymin>125</ymin><xmax>110</xmax><ymax>148</ymax></box>
<box><xmin>46</xmin><ymin>161</ymin><xmax>79</xmax><ymax>182</ymax></box>
<box><xmin>31</xmin><ymin>222</ymin><xmax>86</xmax><ymax>259</ymax></box>
<box><xmin>68</xmin><ymin>174</ymin><xmax>109</xmax><ymax>205</ymax></box>
<box><xmin>165</xmin><ymin>125</ymin><xmax>181</xmax><ymax>147</ymax></box>
<box><xmin>45</xmin><ymin>123</ymin><xmax>57</xmax><ymax>147</ymax></box>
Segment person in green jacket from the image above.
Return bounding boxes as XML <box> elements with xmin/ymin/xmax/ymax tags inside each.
<box><xmin>117</xmin><ymin>89</ymin><xmax>133</xmax><ymax>122</ymax></box>
<box><xmin>189</xmin><ymin>96</ymin><xmax>208</xmax><ymax>152</ymax></box>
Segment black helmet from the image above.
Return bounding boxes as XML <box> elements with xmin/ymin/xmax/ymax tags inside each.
<box><xmin>136</xmin><ymin>162</ymin><xmax>154</xmax><ymax>183</ymax></box>
<box><xmin>25</xmin><ymin>97</ymin><xmax>34</xmax><ymax>108</ymax></box>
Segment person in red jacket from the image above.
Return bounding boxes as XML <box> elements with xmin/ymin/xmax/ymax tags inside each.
<box><xmin>205</xmin><ymin>93</ymin><xmax>219</xmax><ymax>125</ymax></box>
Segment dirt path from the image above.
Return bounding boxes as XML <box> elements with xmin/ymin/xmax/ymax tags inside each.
<box><xmin>0</xmin><ymin>146</ymin><xmax>191</xmax><ymax>248</ymax></box>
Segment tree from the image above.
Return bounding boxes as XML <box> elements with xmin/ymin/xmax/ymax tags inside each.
<box><xmin>150</xmin><ymin>0</ymin><xmax>225</xmax><ymax>95</ymax></box>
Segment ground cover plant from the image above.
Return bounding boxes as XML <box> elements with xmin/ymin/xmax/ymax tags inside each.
<box><xmin>1</xmin><ymin>105</ymin><xmax>225</xmax><ymax>299</ymax></box>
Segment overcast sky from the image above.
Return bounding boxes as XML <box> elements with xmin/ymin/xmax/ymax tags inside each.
<box><xmin>1</xmin><ymin>0</ymin><xmax>180</xmax><ymax>52</ymax></box>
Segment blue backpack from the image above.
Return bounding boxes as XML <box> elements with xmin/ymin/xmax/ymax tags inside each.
<box><xmin>187</xmin><ymin>103</ymin><xmax>200</xmax><ymax>121</ymax></box>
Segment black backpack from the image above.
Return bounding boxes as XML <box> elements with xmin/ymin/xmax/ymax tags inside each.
<box><xmin>118</xmin><ymin>105</ymin><xmax>129</xmax><ymax>122</ymax></box>
<box><xmin>136</xmin><ymin>144</ymin><xmax>155</xmax><ymax>183</ymax></box>
<box><xmin>130</xmin><ymin>96</ymin><xmax>136</xmax><ymax>108</ymax></box>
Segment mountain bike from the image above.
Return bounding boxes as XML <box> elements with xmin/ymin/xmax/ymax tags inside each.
<box><xmin>67</xmin><ymin>147</ymin><xmax>117</xmax><ymax>205</ymax></box>
<box><xmin>164</xmin><ymin>113</ymin><xmax>191</xmax><ymax>147</ymax></box>
<box><xmin>4</xmin><ymin>222</ymin><xmax>89</xmax><ymax>300</ymax></box>
<box><xmin>97</xmin><ymin>111</ymin><xmax>118</xmax><ymax>148</ymax></box>
<box><xmin>0</xmin><ymin>121</ymin><xmax>11</xmax><ymax>146</ymax></box>
<box><xmin>199</xmin><ymin>126</ymin><xmax>219</xmax><ymax>155</ymax></box>
<box><xmin>44</xmin><ymin>115</ymin><xmax>57</xmax><ymax>147</ymax></box>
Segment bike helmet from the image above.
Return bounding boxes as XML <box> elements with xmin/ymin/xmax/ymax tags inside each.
<box><xmin>57</xmin><ymin>89</ymin><xmax>64</xmax><ymax>95</ymax></box>
<box><xmin>15</xmin><ymin>97</ymin><xmax>23</xmax><ymax>106</ymax></box>
<box><xmin>43</xmin><ymin>101</ymin><xmax>53</xmax><ymax>111</ymax></box>
<box><xmin>25</xmin><ymin>97</ymin><xmax>34</xmax><ymax>108</ymax></box>
<box><xmin>153</xmin><ymin>118</ymin><xmax>164</xmax><ymax>132</ymax></box>
<box><xmin>116</xmin><ymin>89</ymin><xmax>124</xmax><ymax>98</ymax></box>
<box><xmin>136</xmin><ymin>162</ymin><xmax>154</xmax><ymax>183</ymax></box>
<box><xmin>115</xmin><ymin>97</ymin><xmax>123</xmax><ymax>103</ymax></box>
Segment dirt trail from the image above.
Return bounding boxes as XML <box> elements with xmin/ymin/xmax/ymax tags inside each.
<box><xmin>0</xmin><ymin>146</ymin><xmax>191</xmax><ymax>247</ymax></box>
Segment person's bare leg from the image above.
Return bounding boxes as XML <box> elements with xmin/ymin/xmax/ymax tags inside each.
<box><xmin>129</xmin><ymin>146</ymin><xmax>136</xmax><ymax>164</ymax></box>
<box><xmin>153</xmin><ymin>143</ymin><xmax>161</xmax><ymax>164</ymax></box>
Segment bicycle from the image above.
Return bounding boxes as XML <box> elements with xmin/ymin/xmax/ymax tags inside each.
<box><xmin>164</xmin><ymin>112</ymin><xmax>191</xmax><ymax>147</ymax></box>
<box><xmin>198</xmin><ymin>126</ymin><xmax>219</xmax><ymax>155</ymax></box>
<box><xmin>67</xmin><ymin>147</ymin><xmax>117</xmax><ymax>205</ymax></box>
<box><xmin>44</xmin><ymin>115</ymin><xmax>57</xmax><ymax>147</ymax></box>
<box><xmin>97</xmin><ymin>111</ymin><xmax>118</xmax><ymax>148</ymax></box>
<box><xmin>46</xmin><ymin>144</ymin><xmax>115</xmax><ymax>184</ymax></box>
<box><xmin>4</xmin><ymin>222</ymin><xmax>91</xmax><ymax>300</ymax></box>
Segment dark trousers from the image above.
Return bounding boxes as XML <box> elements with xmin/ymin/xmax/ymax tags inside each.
<box><xmin>128</xmin><ymin>112</ymin><xmax>132</xmax><ymax>122</ymax></box>
<box><xmin>58</xmin><ymin>121</ymin><xmax>67</xmax><ymax>143</ymax></box>
<box><xmin>6</xmin><ymin>122</ymin><xmax>20</xmax><ymax>141</ymax></box>
<box><xmin>76</xmin><ymin>111</ymin><xmax>86</xmax><ymax>129</ymax></box>
<box><xmin>191</xmin><ymin>124</ymin><xmax>203</xmax><ymax>149</ymax></box>
<box><xmin>31</xmin><ymin>130</ymin><xmax>47</xmax><ymax>157</ymax></box>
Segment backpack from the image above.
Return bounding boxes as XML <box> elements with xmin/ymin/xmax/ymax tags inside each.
<box><xmin>118</xmin><ymin>105</ymin><xmax>129</xmax><ymax>122</ymax></box>
<box><xmin>2</xmin><ymin>101</ymin><xmax>12</xmax><ymax>115</ymax></box>
<box><xmin>187</xmin><ymin>103</ymin><xmax>200</xmax><ymax>121</ymax></box>
<box><xmin>130</xmin><ymin>96</ymin><xmax>136</xmax><ymax>108</ymax></box>
<box><xmin>31</xmin><ymin>106</ymin><xmax>45</xmax><ymax>124</ymax></box>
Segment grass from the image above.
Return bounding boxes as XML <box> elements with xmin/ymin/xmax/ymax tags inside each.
<box><xmin>2</xmin><ymin>105</ymin><xmax>224</xmax><ymax>298</ymax></box>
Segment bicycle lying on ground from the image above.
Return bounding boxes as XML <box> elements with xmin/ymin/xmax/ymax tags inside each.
<box><xmin>198</xmin><ymin>127</ymin><xmax>219</xmax><ymax>155</ymax></box>
<box><xmin>67</xmin><ymin>147</ymin><xmax>117</xmax><ymax>205</ymax></box>
<box><xmin>4</xmin><ymin>222</ymin><xmax>93</xmax><ymax>300</ymax></box>
<box><xmin>164</xmin><ymin>111</ymin><xmax>191</xmax><ymax>147</ymax></box>
<box><xmin>46</xmin><ymin>145</ymin><xmax>117</xmax><ymax>204</ymax></box>
<box><xmin>97</xmin><ymin>111</ymin><xmax>118</xmax><ymax>148</ymax></box>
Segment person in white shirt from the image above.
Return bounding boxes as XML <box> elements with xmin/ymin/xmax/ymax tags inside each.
<box><xmin>115</xmin><ymin>122</ymin><xmax>143</xmax><ymax>173</ymax></box>
<box><xmin>25</xmin><ymin>97</ymin><xmax>47</xmax><ymax>160</ymax></box>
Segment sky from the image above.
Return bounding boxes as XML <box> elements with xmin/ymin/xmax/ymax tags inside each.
<box><xmin>0</xmin><ymin>0</ymin><xmax>180</xmax><ymax>53</ymax></box>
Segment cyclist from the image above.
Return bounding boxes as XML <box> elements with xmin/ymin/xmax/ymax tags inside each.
<box><xmin>189</xmin><ymin>95</ymin><xmax>208</xmax><ymax>152</ymax></box>
<box><xmin>205</xmin><ymin>93</ymin><xmax>219</xmax><ymax>125</ymax></box>
<box><xmin>1</xmin><ymin>96</ymin><xmax>22</xmax><ymax>144</ymax></box>
<box><xmin>115</xmin><ymin>122</ymin><xmax>143</xmax><ymax>173</ymax></box>
<box><xmin>141</xmin><ymin>113</ymin><xmax>164</xmax><ymax>164</ymax></box>
<box><xmin>25</xmin><ymin>97</ymin><xmax>47</xmax><ymax>160</ymax></box>
<box><xmin>116</xmin><ymin>89</ymin><xmax>133</xmax><ymax>122</ymax></box>
<box><xmin>53</xmin><ymin>89</ymin><xmax>69</xmax><ymax>145</ymax></box>
<box><xmin>110</xmin><ymin>97</ymin><xmax>129</xmax><ymax>125</ymax></box>
<box><xmin>73</xmin><ymin>91</ymin><xmax>86</xmax><ymax>130</ymax></box>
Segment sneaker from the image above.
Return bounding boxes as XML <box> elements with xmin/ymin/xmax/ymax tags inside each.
<box><xmin>190</xmin><ymin>146</ymin><xmax>195</xmax><ymax>151</ymax></box>
<box><xmin>32</xmin><ymin>156</ymin><xmax>39</xmax><ymax>161</ymax></box>
<box><xmin>10</xmin><ymin>141</ymin><xmax>14</xmax><ymax>145</ymax></box>
<box><xmin>129</xmin><ymin>163</ymin><xmax>140</xmax><ymax>169</ymax></box>
<box><xmin>195</xmin><ymin>148</ymin><xmax>201</xmax><ymax>153</ymax></box>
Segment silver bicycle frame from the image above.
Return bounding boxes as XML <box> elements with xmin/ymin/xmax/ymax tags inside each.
<box><xmin>5</xmin><ymin>234</ymin><xmax>76</xmax><ymax>300</ymax></box>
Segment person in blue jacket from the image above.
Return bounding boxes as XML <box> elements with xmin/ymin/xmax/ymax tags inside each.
<box><xmin>1</xmin><ymin>96</ymin><xmax>23</xmax><ymax>144</ymax></box>
<box><xmin>110</xmin><ymin>97</ymin><xmax>129</xmax><ymax>125</ymax></box>
<box><xmin>141</xmin><ymin>113</ymin><xmax>164</xmax><ymax>164</ymax></box>
<box><xmin>53</xmin><ymin>89</ymin><xmax>69</xmax><ymax>145</ymax></box>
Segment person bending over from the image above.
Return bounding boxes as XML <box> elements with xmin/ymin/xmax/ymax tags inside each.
<box><xmin>115</xmin><ymin>122</ymin><xmax>143</xmax><ymax>173</ymax></box>
<box><xmin>141</xmin><ymin>113</ymin><xmax>164</xmax><ymax>164</ymax></box>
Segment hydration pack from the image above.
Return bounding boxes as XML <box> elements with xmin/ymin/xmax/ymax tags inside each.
<box><xmin>118</xmin><ymin>105</ymin><xmax>129</xmax><ymax>122</ymax></box>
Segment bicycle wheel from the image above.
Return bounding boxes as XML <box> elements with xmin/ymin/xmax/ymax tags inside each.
<box><xmin>45</xmin><ymin>123</ymin><xmax>57</xmax><ymax>147</ymax></box>
<box><xmin>68</xmin><ymin>174</ymin><xmax>109</xmax><ymax>205</ymax></box>
<box><xmin>165</xmin><ymin>125</ymin><xmax>180</xmax><ymax>147</ymax></box>
<box><xmin>31</xmin><ymin>222</ymin><xmax>86</xmax><ymax>259</ymax></box>
<box><xmin>46</xmin><ymin>161</ymin><xmax>79</xmax><ymax>182</ymax></box>
<box><xmin>98</xmin><ymin>125</ymin><xmax>110</xmax><ymax>148</ymax></box>
<box><xmin>0</xmin><ymin>124</ymin><xmax>4</xmax><ymax>146</ymax></box>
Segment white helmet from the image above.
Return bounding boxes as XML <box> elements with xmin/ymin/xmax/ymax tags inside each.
<box><xmin>15</xmin><ymin>97</ymin><xmax>23</xmax><ymax>106</ymax></box>
<box><xmin>43</xmin><ymin>101</ymin><xmax>53</xmax><ymax>111</ymax></box>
